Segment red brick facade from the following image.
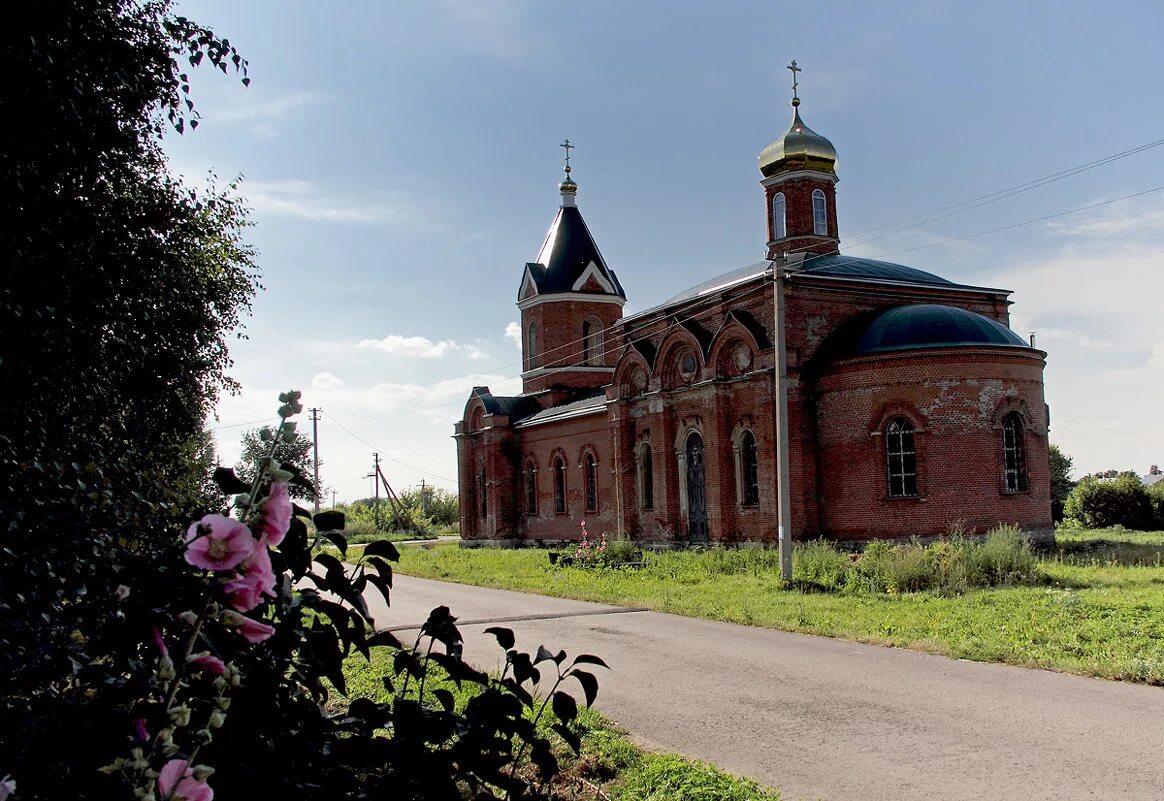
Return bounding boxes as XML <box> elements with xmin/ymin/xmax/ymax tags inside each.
<box><xmin>456</xmin><ymin>108</ymin><xmax>1053</xmax><ymax>548</ymax></box>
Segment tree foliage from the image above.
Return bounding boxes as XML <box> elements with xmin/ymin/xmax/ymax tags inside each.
<box><xmin>1064</xmin><ymin>472</ymin><xmax>1157</xmax><ymax>530</ymax></box>
<box><xmin>238</xmin><ymin>427</ymin><xmax>320</xmax><ymax>502</ymax></box>
<box><xmin>1049</xmin><ymin>444</ymin><xmax>1075</xmax><ymax>523</ymax></box>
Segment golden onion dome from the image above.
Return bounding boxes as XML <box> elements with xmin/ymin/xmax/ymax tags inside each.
<box><xmin>758</xmin><ymin>104</ymin><xmax>838</xmax><ymax>178</ymax></box>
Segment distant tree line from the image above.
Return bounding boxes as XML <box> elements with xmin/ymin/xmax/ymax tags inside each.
<box><xmin>1053</xmin><ymin>444</ymin><xmax>1164</xmax><ymax>530</ymax></box>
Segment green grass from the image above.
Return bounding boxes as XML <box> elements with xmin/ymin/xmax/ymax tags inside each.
<box><xmin>394</xmin><ymin>527</ymin><xmax>1164</xmax><ymax>685</ymax></box>
<box><xmin>339</xmin><ymin>648</ymin><xmax>781</xmax><ymax>800</ymax></box>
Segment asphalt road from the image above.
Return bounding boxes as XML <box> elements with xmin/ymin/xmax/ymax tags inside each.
<box><xmin>367</xmin><ymin>574</ymin><xmax>1164</xmax><ymax>801</ymax></box>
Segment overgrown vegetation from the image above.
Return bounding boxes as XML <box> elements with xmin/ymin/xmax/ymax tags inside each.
<box><xmin>1065</xmin><ymin>471</ymin><xmax>1163</xmax><ymax>530</ymax></box>
<box><xmin>341</xmin><ymin>649</ymin><xmax>781</xmax><ymax>801</ymax></box>
<box><xmin>399</xmin><ymin>528</ymin><xmax>1164</xmax><ymax>684</ymax></box>
<box><xmin>334</xmin><ymin>487</ymin><xmax>459</xmax><ymax>540</ymax></box>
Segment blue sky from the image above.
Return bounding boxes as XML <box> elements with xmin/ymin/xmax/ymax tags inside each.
<box><xmin>170</xmin><ymin>0</ymin><xmax>1164</xmax><ymax>500</ymax></box>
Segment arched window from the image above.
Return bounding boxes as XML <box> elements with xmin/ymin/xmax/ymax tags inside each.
<box><xmin>582</xmin><ymin>318</ymin><xmax>603</xmax><ymax>366</ymax></box>
<box><xmin>1002</xmin><ymin>413</ymin><xmax>1029</xmax><ymax>493</ymax></box>
<box><xmin>638</xmin><ymin>442</ymin><xmax>654</xmax><ymax>510</ymax></box>
<box><xmin>527</xmin><ymin>322</ymin><xmax>538</xmax><ymax>370</ymax></box>
<box><xmin>885</xmin><ymin>418</ymin><xmax>918</xmax><ymax>498</ymax></box>
<box><xmin>739</xmin><ymin>430</ymin><xmax>760</xmax><ymax>506</ymax></box>
<box><xmin>584</xmin><ymin>452</ymin><xmax>599</xmax><ymax>512</ymax></box>
<box><xmin>812</xmin><ymin>189</ymin><xmax>828</xmax><ymax>236</ymax></box>
<box><xmin>553</xmin><ymin>456</ymin><xmax>566</xmax><ymax>514</ymax></box>
<box><xmin>772</xmin><ymin>192</ymin><xmax>786</xmax><ymax>240</ymax></box>
<box><xmin>524</xmin><ymin>461</ymin><xmax>538</xmax><ymax>515</ymax></box>
<box><xmin>478</xmin><ymin>466</ymin><xmax>488</xmax><ymax>518</ymax></box>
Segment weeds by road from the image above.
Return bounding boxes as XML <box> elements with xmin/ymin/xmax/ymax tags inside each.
<box><xmin>395</xmin><ymin>527</ymin><xmax>1164</xmax><ymax>684</ymax></box>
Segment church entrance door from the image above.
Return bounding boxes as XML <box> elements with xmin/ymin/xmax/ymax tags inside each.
<box><xmin>685</xmin><ymin>432</ymin><xmax>708</xmax><ymax>543</ymax></box>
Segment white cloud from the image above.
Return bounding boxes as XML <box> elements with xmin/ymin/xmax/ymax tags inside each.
<box><xmin>311</xmin><ymin>372</ymin><xmax>345</xmax><ymax>389</ymax></box>
<box><xmin>505</xmin><ymin>321</ymin><xmax>522</xmax><ymax>350</ymax></box>
<box><xmin>214</xmin><ymin>89</ymin><xmax>327</xmax><ymax>139</ymax></box>
<box><xmin>357</xmin><ymin>334</ymin><xmax>484</xmax><ymax>360</ymax></box>
<box><xmin>986</xmin><ymin>243</ymin><xmax>1164</xmax><ymax>477</ymax></box>
<box><xmin>1044</xmin><ymin>195</ymin><xmax>1164</xmax><ymax>238</ymax></box>
<box><xmin>242</xmin><ymin>179</ymin><xmax>398</xmax><ymax>224</ymax></box>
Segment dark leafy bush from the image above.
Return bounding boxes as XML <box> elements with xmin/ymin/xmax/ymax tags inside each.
<box><xmin>1064</xmin><ymin>473</ymin><xmax>1155</xmax><ymax>530</ymax></box>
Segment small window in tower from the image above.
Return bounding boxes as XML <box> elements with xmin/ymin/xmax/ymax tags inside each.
<box><xmin>1002</xmin><ymin>413</ymin><xmax>1029</xmax><ymax>493</ymax></box>
<box><xmin>524</xmin><ymin>461</ymin><xmax>538</xmax><ymax>515</ymax></box>
<box><xmin>553</xmin><ymin>456</ymin><xmax>567</xmax><ymax>514</ymax></box>
<box><xmin>812</xmin><ymin>189</ymin><xmax>828</xmax><ymax>236</ymax></box>
<box><xmin>582</xmin><ymin>318</ymin><xmax>603</xmax><ymax>365</ymax></box>
<box><xmin>638</xmin><ymin>442</ymin><xmax>654</xmax><ymax>510</ymax></box>
<box><xmin>527</xmin><ymin>323</ymin><xmax>538</xmax><ymax>370</ymax></box>
<box><xmin>885</xmin><ymin>418</ymin><xmax>918</xmax><ymax>498</ymax></box>
<box><xmin>584</xmin><ymin>452</ymin><xmax>598</xmax><ymax>512</ymax></box>
<box><xmin>772</xmin><ymin>192</ymin><xmax>786</xmax><ymax>240</ymax></box>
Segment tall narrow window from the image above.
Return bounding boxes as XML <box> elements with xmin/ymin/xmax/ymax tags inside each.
<box><xmin>1002</xmin><ymin>413</ymin><xmax>1029</xmax><ymax>493</ymax></box>
<box><xmin>812</xmin><ymin>189</ymin><xmax>827</xmax><ymax>236</ymax></box>
<box><xmin>772</xmin><ymin>192</ymin><xmax>786</xmax><ymax>240</ymax></box>
<box><xmin>885</xmin><ymin>418</ymin><xmax>918</xmax><ymax>498</ymax></box>
<box><xmin>524</xmin><ymin>461</ymin><xmax>538</xmax><ymax>515</ymax></box>
<box><xmin>478</xmin><ymin>467</ymin><xmax>487</xmax><ymax>518</ymax></box>
<box><xmin>584</xmin><ymin>452</ymin><xmax>598</xmax><ymax>512</ymax></box>
<box><xmin>638</xmin><ymin>442</ymin><xmax>654</xmax><ymax>510</ymax></box>
<box><xmin>553</xmin><ymin>456</ymin><xmax>566</xmax><ymax>514</ymax></box>
<box><xmin>582</xmin><ymin>318</ymin><xmax>603</xmax><ymax>365</ymax></box>
<box><xmin>740</xmin><ymin>431</ymin><xmax>760</xmax><ymax>506</ymax></box>
<box><xmin>527</xmin><ymin>323</ymin><xmax>538</xmax><ymax>370</ymax></box>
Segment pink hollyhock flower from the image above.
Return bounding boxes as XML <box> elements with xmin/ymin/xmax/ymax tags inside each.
<box><xmin>185</xmin><ymin>515</ymin><xmax>254</xmax><ymax>572</ymax></box>
<box><xmin>222</xmin><ymin>536</ymin><xmax>276</xmax><ymax>612</ymax></box>
<box><xmin>152</xmin><ymin>625</ymin><xmax>169</xmax><ymax>658</ymax></box>
<box><xmin>188</xmin><ymin>653</ymin><xmax>226</xmax><ymax>675</ymax></box>
<box><xmin>222</xmin><ymin>610</ymin><xmax>275</xmax><ymax>643</ymax></box>
<box><xmin>158</xmin><ymin>760</ymin><xmax>213</xmax><ymax>801</ymax></box>
<box><xmin>259</xmin><ymin>482</ymin><xmax>292</xmax><ymax>546</ymax></box>
<box><xmin>134</xmin><ymin>718</ymin><xmax>149</xmax><ymax>743</ymax></box>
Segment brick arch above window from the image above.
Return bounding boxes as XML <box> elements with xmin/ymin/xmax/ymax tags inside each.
<box><xmin>468</xmin><ymin>403</ymin><xmax>486</xmax><ymax>432</ymax></box>
<box><xmin>612</xmin><ymin>349</ymin><xmax>652</xmax><ymax>399</ymax></box>
<box><xmin>991</xmin><ymin>396</ymin><xmax>1040</xmax><ymax>433</ymax></box>
<box><xmin>868</xmin><ymin>402</ymin><xmax>928</xmax><ymax>437</ymax></box>
<box><xmin>576</xmin><ymin>443</ymin><xmax>600</xmax><ymax>468</ymax></box>
<box><xmin>656</xmin><ymin>329</ymin><xmax>705</xmax><ymax>389</ymax></box>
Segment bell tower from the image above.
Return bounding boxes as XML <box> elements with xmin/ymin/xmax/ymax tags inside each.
<box><xmin>517</xmin><ymin>142</ymin><xmax>627</xmax><ymax>394</ymax></box>
<box><xmin>758</xmin><ymin>61</ymin><xmax>840</xmax><ymax>259</ymax></box>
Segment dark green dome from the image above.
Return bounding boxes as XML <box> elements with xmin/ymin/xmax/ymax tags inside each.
<box><xmin>853</xmin><ymin>304</ymin><xmax>1028</xmax><ymax>355</ymax></box>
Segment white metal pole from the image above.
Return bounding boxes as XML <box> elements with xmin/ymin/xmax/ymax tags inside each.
<box><xmin>773</xmin><ymin>253</ymin><xmax>794</xmax><ymax>580</ymax></box>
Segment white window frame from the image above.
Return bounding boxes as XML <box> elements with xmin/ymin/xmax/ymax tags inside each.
<box><xmin>772</xmin><ymin>192</ymin><xmax>786</xmax><ymax>240</ymax></box>
<box><xmin>812</xmin><ymin>189</ymin><xmax>828</xmax><ymax>236</ymax></box>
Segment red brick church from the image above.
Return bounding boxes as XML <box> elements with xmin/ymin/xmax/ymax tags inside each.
<box><xmin>456</xmin><ymin>74</ymin><xmax>1053</xmax><ymax>547</ymax></box>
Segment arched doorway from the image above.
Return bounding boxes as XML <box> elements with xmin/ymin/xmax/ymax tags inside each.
<box><xmin>685</xmin><ymin>431</ymin><xmax>708</xmax><ymax>543</ymax></box>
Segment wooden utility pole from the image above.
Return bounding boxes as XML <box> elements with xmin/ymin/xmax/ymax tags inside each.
<box><xmin>310</xmin><ymin>407</ymin><xmax>321</xmax><ymax>513</ymax></box>
<box><xmin>372</xmin><ymin>453</ymin><xmax>381</xmax><ymax>530</ymax></box>
<box><xmin>772</xmin><ymin>252</ymin><xmax>793</xmax><ymax>580</ymax></box>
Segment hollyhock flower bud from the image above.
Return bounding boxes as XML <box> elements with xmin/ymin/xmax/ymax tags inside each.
<box><xmin>216</xmin><ymin>697</ymin><xmax>230</xmax><ymax>711</ymax></box>
<box><xmin>115</xmin><ymin>584</ymin><xmax>131</xmax><ymax>601</ymax></box>
<box><xmin>270</xmin><ymin>468</ymin><xmax>293</xmax><ymax>483</ymax></box>
<box><xmin>259</xmin><ymin>426</ymin><xmax>274</xmax><ymax>442</ymax></box>
<box><xmin>191</xmin><ymin>765</ymin><xmax>215</xmax><ymax>781</ymax></box>
<box><xmin>152</xmin><ymin>626</ymin><xmax>169</xmax><ymax>658</ymax></box>
<box><xmin>208</xmin><ymin>710</ymin><xmax>226</xmax><ymax>728</ymax></box>
<box><xmin>158</xmin><ymin>656</ymin><xmax>176</xmax><ymax>681</ymax></box>
<box><xmin>259</xmin><ymin>483</ymin><xmax>292</xmax><ymax>545</ymax></box>
<box><xmin>134</xmin><ymin>718</ymin><xmax>150</xmax><ymax>743</ymax></box>
<box><xmin>178</xmin><ymin>611</ymin><xmax>198</xmax><ymax>626</ymax></box>
<box><xmin>222</xmin><ymin>610</ymin><xmax>275</xmax><ymax>643</ymax></box>
<box><xmin>184</xmin><ymin>515</ymin><xmax>254</xmax><ymax>572</ymax></box>
<box><xmin>0</xmin><ymin>777</ymin><xmax>13</xmax><ymax>801</ymax></box>
<box><xmin>169</xmin><ymin>705</ymin><xmax>191</xmax><ymax>727</ymax></box>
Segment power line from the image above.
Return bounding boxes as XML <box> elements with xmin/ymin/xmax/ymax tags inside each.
<box><xmin>210</xmin><ymin>417</ymin><xmax>278</xmax><ymax>431</ymax></box>
<box><xmin>322</xmin><ymin>411</ymin><xmax>458</xmax><ymax>484</ymax></box>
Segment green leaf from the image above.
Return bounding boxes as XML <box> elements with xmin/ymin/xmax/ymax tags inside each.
<box><xmin>484</xmin><ymin>626</ymin><xmax>515</xmax><ymax>650</ymax></box>
<box><xmin>571</xmin><ymin>670</ymin><xmax>599</xmax><ymax>707</ymax></box>
<box><xmin>432</xmin><ymin>688</ymin><xmax>455</xmax><ymax>712</ymax></box>
<box><xmin>534</xmin><ymin>644</ymin><xmax>556</xmax><ymax>665</ymax></box>
<box><xmin>212</xmin><ymin>466</ymin><xmax>249</xmax><ymax>494</ymax></box>
<box><xmin>571</xmin><ymin>653</ymin><xmax>610</xmax><ymax>669</ymax></box>
<box><xmin>314</xmin><ymin>509</ymin><xmax>345</xmax><ymax>531</ymax></box>
<box><xmin>364</xmin><ymin>540</ymin><xmax>400</xmax><ymax>561</ymax></box>
<box><xmin>551</xmin><ymin>722</ymin><xmax>582</xmax><ymax>754</ymax></box>
<box><xmin>551</xmin><ymin>690</ymin><xmax>578</xmax><ymax>724</ymax></box>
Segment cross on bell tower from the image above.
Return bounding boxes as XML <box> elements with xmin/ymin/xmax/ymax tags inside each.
<box><xmin>787</xmin><ymin>60</ymin><xmax>801</xmax><ymax>107</ymax></box>
<box><xmin>558</xmin><ymin>138</ymin><xmax>578</xmax><ymax>205</ymax></box>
